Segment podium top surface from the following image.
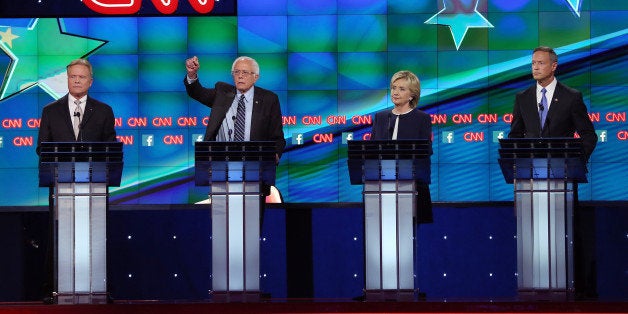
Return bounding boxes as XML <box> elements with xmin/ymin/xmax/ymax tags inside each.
<box><xmin>39</xmin><ymin>142</ymin><xmax>123</xmax><ymax>163</ymax></box>
<box><xmin>193</xmin><ymin>141</ymin><xmax>277</xmax><ymax>185</ymax></box>
<box><xmin>498</xmin><ymin>138</ymin><xmax>584</xmax><ymax>159</ymax></box>
<box><xmin>497</xmin><ymin>138</ymin><xmax>587</xmax><ymax>183</ymax></box>
<box><xmin>38</xmin><ymin>142</ymin><xmax>123</xmax><ymax>187</ymax></box>
<box><xmin>194</xmin><ymin>141</ymin><xmax>276</xmax><ymax>162</ymax></box>
<box><xmin>348</xmin><ymin>140</ymin><xmax>431</xmax><ymax>160</ymax></box>
<box><xmin>346</xmin><ymin>140</ymin><xmax>431</xmax><ymax>184</ymax></box>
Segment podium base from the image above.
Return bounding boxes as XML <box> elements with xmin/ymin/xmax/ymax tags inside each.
<box><xmin>517</xmin><ymin>289</ymin><xmax>575</xmax><ymax>302</ymax></box>
<box><xmin>210</xmin><ymin>290</ymin><xmax>261</xmax><ymax>303</ymax></box>
<box><xmin>54</xmin><ymin>292</ymin><xmax>108</xmax><ymax>304</ymax></box>
<box><xmin>364</xmin><ymin>289</ymin><xmax>416</xmax><ymax>302</ymax></box>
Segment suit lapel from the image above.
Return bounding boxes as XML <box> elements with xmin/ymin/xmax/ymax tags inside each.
<box><xmin>60</xmin><ymin>95</ymin><xmax>76</xmax><ymax>136</ymax></box>
<box><xmin>544</xmin><ymin>83</ymin><xmax>562</xmax><ymax>130</ymax></box>
<box><xmin>524</xmin><ymin>86</ymin><xmax>543</xmax><ymax>133</ymax></box>
<box><xmin>250</xmin><ymin>89</ymin><xmax>264</xmax><ymax>140</ymax></box>
<box><xmin>81</xmin><ymin>98</ymin><xmax>95</xmax><ymax>127</ymax></box>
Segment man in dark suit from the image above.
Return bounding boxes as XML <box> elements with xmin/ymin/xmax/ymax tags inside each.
<box><xmin>509</xmin><ymin>46</ymin><xmax>598</xmax><ymax>299</ymax></box>
<box><xmin>184</xmin><ymin>56</ymin><xmax>286</xmax><ymax>162</ymax></box>
<box><xmin>509</xmin><ymin>46</ymin><xmax>597</xmax><ymax>160</ymax></box>
<box><xmin>37</xmin><ymin>59</ymin><xmax>117</xmax><ymax>154</ymax></box>
<box><xmin>36</xmin><ymin>58</ymin><xmax>116</xmax><ymax>303</ymax></box>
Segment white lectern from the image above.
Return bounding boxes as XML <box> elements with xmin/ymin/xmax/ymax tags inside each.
<box><xmin>348</xmin><ymin>140</ymin><xmax>431</xmax><ymax>301</ymax></box>
<box><xmin>499</xmin><ymin>138</ymin><xmax>587</xmax><ymax>300</ymax></box>
<box><xmin>39</xmin><ymin>142</ymin><xmax>123</xmax><ymax>304</ymax></box>
<box><xmin>195</xmin><ymin>141</ymin><xmax>276</xmax><ymax>302</ymax></box>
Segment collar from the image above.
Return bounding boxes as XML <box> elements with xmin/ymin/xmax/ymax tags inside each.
<box><xmin>237</xmin><ymin>86</ymin><xmax>255</xmax><ymax>102</ymax></box>
<box><xmin>68</xmin><ymin>95</ymin><xmax>87</xmax><ymax>111</ymax></box>
<box><xmin>537</xmin><ymin>77</ymin><xmax>557</xmax><ymax>94</ymax></box>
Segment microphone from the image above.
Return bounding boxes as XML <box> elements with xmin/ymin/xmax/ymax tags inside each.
<box><xmin>74</xmin><ymin>111</ymin><xmax>81</xmax><ymax>118</ymax></box>
<box><xmin>538</xmin><ymin>103</ymin><xmax>544</xmax><ymax>112</ymax></box>
<box><xmin>228</xmin><ymin>129</ymin><xmax>233</xmax><ymax>141</ymax></box>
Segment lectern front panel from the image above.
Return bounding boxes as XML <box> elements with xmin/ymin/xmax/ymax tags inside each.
<box><xmin>364</xmin><ymin>180</ymin><xmax>415</xmax><ymax>291</ymax></box>
<box><xmin>515</xmin><ymin>180</ymin><xmax>574</xmax><ymax>292</ymax></box>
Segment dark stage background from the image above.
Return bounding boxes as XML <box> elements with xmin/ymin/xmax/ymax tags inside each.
<box><xmin>0</xmin><ymin>203</ymin><xmax>626</xmax><ymax>302</ymax></box>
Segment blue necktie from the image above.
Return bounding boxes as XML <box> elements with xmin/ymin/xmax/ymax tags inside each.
<box><xmin>233</xmin><ymin>95</ymin><xmax>246</xmax><ymax>141</ymax></box>
<box><xmin>539</xmin><ymin>88</ymin><xmax>548</xmax><ymax>129</ymax></box>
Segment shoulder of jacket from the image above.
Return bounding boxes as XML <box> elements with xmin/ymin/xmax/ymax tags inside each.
<box><xmin>556</xmin><ymin>81</ymin><xmax>579</xmax><ymax>95</ymax></box>
<box><xmin>216</xmin><ymin>81</ymin><xmax>235</xmax><ymax>90</ymax></box>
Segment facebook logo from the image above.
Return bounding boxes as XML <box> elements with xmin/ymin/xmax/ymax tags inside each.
<box><xmin>341</xmin><ymin>132</ymin><xmax>353</xmax><ymax>144</ymax></box>
<box><xmin>0</xmin><ymin>136</ymin><xmax>3</xmax><ymax>148</ymax></box>
<box><xmin>192</xmin><ymin>134</ymin><xmax>204</xmax><ymax>143</ymax></box>
<box><xmin>142</xmin><ymin>134</ymin><xmax>154</xmax><ymax>147</ymax></box>
<box><xmin>596</xmin><ymin>130</ymin><xmax>607</xmax><ymax>143</ymax></box>
<box><xmin>292</xmin><ymin>133</ymin><xmax>304</xmax><ymax>145</ymax></box>
<box><xmin>492</xmin><ymin>131</ymin><xmax>506</xmax><ymax>143</ymax></box>
<box><xmin>442</xmin><ymin>131</ymin><xmax>454</xmax><ymax>144</ymax></box>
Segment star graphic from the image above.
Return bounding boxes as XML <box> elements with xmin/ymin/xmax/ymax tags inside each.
<box><xmin>564</xmin><ymin>0</ymin><xmax>582</xmax><ymax>17</ymax></box>
<box><xmin>0</xmin><ymin>18</ymin><xmax>107</xmax><ymax>101</ymax></box>
<box><xmin>0</xmin><ymin>27</ymin><xmax>19</xmax><ymax>48</ymax></box>
<box><xmin>424</xmin><ymin>0</ymin><xmax>494</xmax><ymax>50</ymax></box>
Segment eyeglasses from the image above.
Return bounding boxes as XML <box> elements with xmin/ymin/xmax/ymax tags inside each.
<box><xmin>231</xmin><ymin>70</ymin><xmax>256</xmax><ymax>77</ymax></box>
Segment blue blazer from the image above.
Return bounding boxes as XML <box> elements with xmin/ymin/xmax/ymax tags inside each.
<box><xmin>371</xmin><ymin>108</ymin><xmax>434</xmax><ymax>223</ymax></box>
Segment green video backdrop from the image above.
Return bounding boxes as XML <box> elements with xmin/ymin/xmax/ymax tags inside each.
<box><xmin>0</xmin><ymin>0</ymin><xmax>626</xmax><ymax>206</ymax></box>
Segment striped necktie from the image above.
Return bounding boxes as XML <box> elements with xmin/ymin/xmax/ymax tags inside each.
<box><xmin>233</xmin><ymin>95</ymin><xmax>246</xmax><ymax>141</ymax></box>
<box><xmin>73</xmin><ymin>99</ymin><xmax>82</xmax><ymax>139</ymax></box>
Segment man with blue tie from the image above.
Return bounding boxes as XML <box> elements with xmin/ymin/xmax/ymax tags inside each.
<box><xmin>508</xmin><ymin>46</ymin><xmax>598</xmax><ymax>300</ymax></box>
<box><xmin>508</xmin><ymin>46</ymin><xmax>597</xmax><ymax>160</ymax></box>
<box><xmin>184</xmin><ymin>56</ymin><xmax>285</xmax><ymax>164</ymax></box>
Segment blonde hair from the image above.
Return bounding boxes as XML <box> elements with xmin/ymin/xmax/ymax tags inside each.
<box><xmin>66</xmin><ymin>59</ymin><xmax>93</xmax><ymax>77</ymax></box>
<box><xmin>390</xmin><ymin>70</ymin><xmax>420</xmax><ymax>108</ymax></box>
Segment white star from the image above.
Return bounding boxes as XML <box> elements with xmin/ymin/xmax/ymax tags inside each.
<box><xmin>564</xmin><ymin>0</ymin><xmax>582</xmax><ymax>17</ymax></box>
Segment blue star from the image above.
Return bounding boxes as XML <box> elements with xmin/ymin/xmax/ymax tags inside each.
<box><xmin>424</xmin><ymin>0</ymin><xmax>494</xmax><ymax>50</ymax></box>
<box><xmin>564</xmin><ymin>0</ymin><xmax>582</xmax><ymax>17</ymax></box>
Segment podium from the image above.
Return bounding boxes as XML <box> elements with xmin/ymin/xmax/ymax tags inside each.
<box><xmin>195</xmin><ymin>141</ymin><xmax>276</xmax><ymax>302</ymax></box>
<box><xmin>39</xmin><ymin>142</ymin><xmax>123</xmax><ymax>304</ymax></box>
<box><xmin>348</xmin><ymin>140</ymin><xmax>431</xmax><ymax>301</ymax></box>
<box><xmin>498</xmin><ymin>138</ymin><xmax>587</xmax><ymax>300</ymax></box>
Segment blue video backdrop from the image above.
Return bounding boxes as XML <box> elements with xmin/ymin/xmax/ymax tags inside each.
<box><xmin>0</xmin><ymin>0</ymin><xmax>626</xmax><ymax>206</ymax></box>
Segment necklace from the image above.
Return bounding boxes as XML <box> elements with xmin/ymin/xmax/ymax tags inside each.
<box><xmin>392</xmin><ymin>107</ymin><xmax>413</xmax><ymax>115</ymax></box>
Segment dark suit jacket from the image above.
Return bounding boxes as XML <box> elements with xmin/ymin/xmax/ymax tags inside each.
<box><xmin>509</xmin><ymin>81</ymin><xmax>597</xmax><ymax>160</ymax></box>
<box><xmin>371</xmin><ymin>108</ymin><xmax>434</xmax><ymax>223</ymax></box>
<box><xmin>37</xmin><ymin>94</ymin><xmax>117</xmax><ymax>154</ymax></box>
<box><xmin>184</xmin><ymin>79</ymin><xmax>286</xmax><ymax>158</ymax></box>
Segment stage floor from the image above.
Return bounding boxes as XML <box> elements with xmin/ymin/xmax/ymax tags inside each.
<box><xmin>0</xmin><ymin>299</ymin><xmax>626</xmax><ymax>314</ymax></box>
